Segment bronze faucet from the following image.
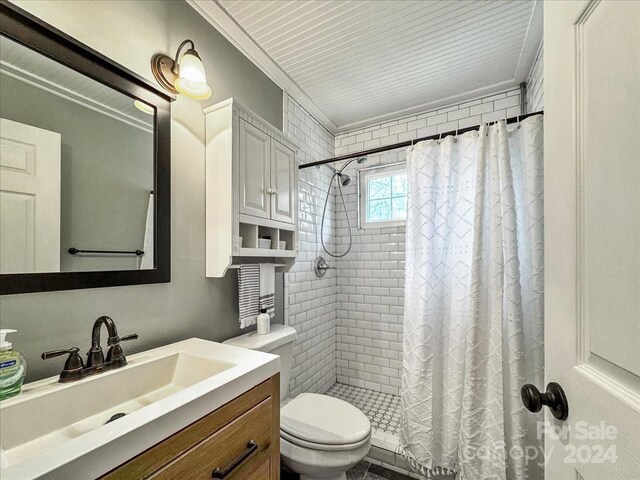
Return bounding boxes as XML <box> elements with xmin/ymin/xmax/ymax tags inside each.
<box><xmin>42</xmin><ymin>316</ymin><xmax>138</xmax><ymax>383</ymax></box>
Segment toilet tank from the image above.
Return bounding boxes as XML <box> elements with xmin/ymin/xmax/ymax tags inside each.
<box><xmin>223</xmin><ymin>324</ymin><xmax>296</xmax><ymax>401</ymax></box>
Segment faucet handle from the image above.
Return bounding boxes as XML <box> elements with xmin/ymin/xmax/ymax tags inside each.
<box><xmin>106</xmin><ymin>333</ymin><xmax>138</xmax><ymax>369</ymax></box>
<box><xmin>42</xmin><ymin>347</ymin><xmax>84</xmax><ymax>383</ymax></box>
<box><xmin>42</xmin><ymin>347</ymin><xmax>79</xmax><ymax>360</ymax></box>
<box><xmin>106</xmin><ymin>332</ymin><xmax>138</xmax><ymax>346</ymax></box>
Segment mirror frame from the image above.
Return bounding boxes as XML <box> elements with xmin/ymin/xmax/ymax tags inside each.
<box><xmin>0</xmin><ymin>1</ymin><xmax>173</xmax><ymax>294</ymax></box>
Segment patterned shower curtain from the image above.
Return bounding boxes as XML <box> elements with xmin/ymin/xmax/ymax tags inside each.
<box><xmin>400</xmin><ymin>115</ymin><xmax>544</xmax><ymax>480</ymax></box>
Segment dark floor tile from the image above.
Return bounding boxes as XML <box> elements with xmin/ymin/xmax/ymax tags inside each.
<box><xmin>364</xmin><ymin>473</ymin><xmax>388</xmax><ymax>480</ymax></box>
<box><xmin>280</xmin><ymin>467</ymin><xmax>299</xmax><ymax>480</ymax></box>
<box><xmin>347</xmin><ymin>459</ymin><xmax>371</xmax><ymax>480</ymax></box>
<box><xmin>366</xmin><ymin>463</ymin><xmax>416</xmax><ymax>480</ymax></box>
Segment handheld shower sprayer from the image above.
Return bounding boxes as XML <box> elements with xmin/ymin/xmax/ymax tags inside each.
<box><xmin>320</xmin><ymin>156</ymin><xmax>368</xmax><ymax>258</ymax></box>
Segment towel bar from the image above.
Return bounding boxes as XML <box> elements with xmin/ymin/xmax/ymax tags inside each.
<box><xmin>68</xmin><ymin>248</ymin><xmax>144</xmax><ymax>256</ymax></box>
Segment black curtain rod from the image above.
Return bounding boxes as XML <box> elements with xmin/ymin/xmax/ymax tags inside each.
<box><xmin>299</xmin><ymin>110</ymin><xmax>544</xmax><ymax>169</ymax></box>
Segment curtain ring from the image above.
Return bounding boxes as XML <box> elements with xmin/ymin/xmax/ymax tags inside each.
<box><xmin>437</xmin><ymin>132</ymin><xmax>442</xmax><ymax>145</ymax></box>
<box><xmin>453</xmin><ymin>128</ymin><xmax>458</xmax><ymax>143</ymax></box>
<box><xmin>517</xmin><ymin>115</ymin><xmax>521</xmax><ymax>129</ymax></box>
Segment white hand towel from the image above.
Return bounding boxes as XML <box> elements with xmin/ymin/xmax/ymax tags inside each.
<box><xmin>258</xmin><ymin>263</ymin><xmax>276</xmax><ymax>317</ymax></box>
<box><xmin>139</xmin><ymin>192</ymin><xmax>154</xmax><ymax>269</ymax></box>
<box><xmin>238</xmin><ymin>264</ymin><xmax>260</xmax><ymax>328</ymax></box>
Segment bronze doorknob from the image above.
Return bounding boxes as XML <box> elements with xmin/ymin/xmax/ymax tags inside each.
<box><xmin>521</xmin><ymin>382</ymin><xmax>569</xmax><ymax>421</ymax></box>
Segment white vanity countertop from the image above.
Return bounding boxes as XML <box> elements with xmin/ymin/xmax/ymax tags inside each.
<box><xmin>0</xmin><ymin>338</ymin><xmax>279</xmax><ymax>480</ymax></box>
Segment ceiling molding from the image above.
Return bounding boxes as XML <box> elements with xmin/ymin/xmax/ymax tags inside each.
<box><xmin>188</xmin><ymin>0</ymin><xmax>339</xmax><ymax>133</ymax></box>
<box><xmin>513</xmin><ymin>0</ymin><xmax>543</xmax><ymax>82</ymax></box>
<box><xmin>1</xmin><ymin>61</ymin><xmax>153</xmax><ymax>133</ymax></box>
<box><xmin>335</xmin><ymin>80</ymin><xmax>519</xmax><ymax>133</ymax></box>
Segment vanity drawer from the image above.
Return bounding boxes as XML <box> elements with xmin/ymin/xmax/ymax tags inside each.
<box><xmin>151</xmin><ymin>398</ymin><xmax>272</xmax><ymax>479</ymax></box>
<box><xmin>101</xmin><ymin>374</ymin><xmax>279</xmax><ymax>480</ymax></box>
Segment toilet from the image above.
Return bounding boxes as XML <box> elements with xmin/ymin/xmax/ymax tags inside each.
<box><xmin>223</xmin><ymin>325</ymin><xmax>371</xmax><ymax>480</ymax></box>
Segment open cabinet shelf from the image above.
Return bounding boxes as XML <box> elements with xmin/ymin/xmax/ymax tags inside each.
<box><xmin>238</xmin><ymin>248</ymin><xmax>297</xmax><ymax>258</ymax></box>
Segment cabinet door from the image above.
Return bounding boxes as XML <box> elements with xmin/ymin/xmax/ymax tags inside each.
<box><xmin>269</xmin><ymin>140</ymin><xmax>295</xmax><ymax>224</ymax></box>
<box><xmin>239</xmin><ymin>119</ymin><xmax>270</xmax><ymax>219</ymax></box>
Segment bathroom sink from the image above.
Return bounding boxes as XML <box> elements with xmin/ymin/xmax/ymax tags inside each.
<box><xmin>1</xmin><ymin>352</ymin><xmax>233</xmax><ymax>465</ymax></box>
<box><xmin>0</xmin><ymin>338</ymin><xmax>279</xmax><ymax>479</ymax></box>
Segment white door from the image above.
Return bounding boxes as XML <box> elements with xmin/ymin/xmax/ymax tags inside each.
<box><xmin>0</xmin><ymin>118</ymin><xmax>61</xmax><ymax>273</ymax></box>
<box><xmin>270</xmin><ymin>139</ymin><xmax>295</xmax><ymax>225</ymax></box>
<box><xmin>545</xmin><ymin>1</ymin><xmax>640</xmax><ymax>479</ymax></box>
<box><xmin>238</xmin><ymin>118</ymin><xmax>270</xmax><ymax>219</ymax></box>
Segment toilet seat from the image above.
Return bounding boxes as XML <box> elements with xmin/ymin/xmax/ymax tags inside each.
<box><xmin>280</xmin><ymin>429</ymin><xmax>370</xmax><ymax>451</ymax></box>
<box><xmin>280</xmin><ymin>393</ymin><xmax>371</xmax><ymax>451</ymax></box>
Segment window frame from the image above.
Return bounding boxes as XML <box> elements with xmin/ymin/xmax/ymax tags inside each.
<box><xmin>357</xmin><ymin>162</ymin><xmax>407</xmax><ymax>229</ymax></box>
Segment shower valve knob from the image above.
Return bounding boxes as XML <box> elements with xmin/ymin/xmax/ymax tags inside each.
<box><xmin>314</xmin><ymin>256</ymin><xmax>334</xmax><ymax>278</ymax></box>
<box><xmin>521</xmin><ymin>382</ymin><xmax>569</xmax><ymax>421</ymax></box>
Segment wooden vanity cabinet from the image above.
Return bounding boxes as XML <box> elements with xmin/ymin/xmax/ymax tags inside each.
<box><xmin>101</xmin><ymin>374</ymin><xmax>280</xmax><ymax>480</ymax></box>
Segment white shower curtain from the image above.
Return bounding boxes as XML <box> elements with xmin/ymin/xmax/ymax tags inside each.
<box><xmin>400</xmin><ymin>115</ymin><xmax>544</xmax><ymax>480</ymax></box>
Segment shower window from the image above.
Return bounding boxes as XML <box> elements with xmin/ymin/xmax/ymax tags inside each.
<box><xmin>358</xmin><ymin>163</ymin><xmax>407</xmax><ymax>229</ymax></box>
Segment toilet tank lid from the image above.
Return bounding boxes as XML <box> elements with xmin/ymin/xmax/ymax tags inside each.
<box><xmin>222</xmin><ymin>324</ymin><xmax>296</xmax><ymax>352</ymax></box>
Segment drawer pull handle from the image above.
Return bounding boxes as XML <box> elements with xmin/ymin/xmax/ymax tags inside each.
<box><xmin>211</xmin><ymin>440</ymin><xmax>257</xmax><ymax>478</ymax></box>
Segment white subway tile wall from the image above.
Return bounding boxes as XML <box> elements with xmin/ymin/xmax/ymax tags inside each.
<box><xmin>526</xmin><ymin>42</ymin><xmax>544</xmax><ymax>113</ymax></box>
<box><xmin>283</xmin><ymin>93</ymin><xmax>338</xmax><ymax>397</ymax></box>
<box><xmin>332</xmin><ymin>88</ymin><xmax>523</xmax><ymax>395</ymax></box>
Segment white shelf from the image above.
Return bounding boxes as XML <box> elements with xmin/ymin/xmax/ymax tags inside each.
<box><xmin>238</xmin><ymin>248</ymin><xmax>297</xmax><ymax>258</ymax></box>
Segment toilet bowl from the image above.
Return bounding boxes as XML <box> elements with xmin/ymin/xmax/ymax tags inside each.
<box><xmin>223</xmin><ymin>325</ymin><xmax>371</xmax><ymax>480</ymax></box>
<box><xmin>280</xmin><ymin>392</ymin><xmax>371</xmax><ymax>480</ymax></box>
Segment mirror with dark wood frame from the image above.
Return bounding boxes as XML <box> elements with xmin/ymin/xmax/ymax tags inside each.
<box><xmin>0</xmin><ymin>2</ymin><xmax>173</xmax><ymax>294</ymax></box>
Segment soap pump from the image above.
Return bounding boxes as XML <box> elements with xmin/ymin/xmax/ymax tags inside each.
<box><xmin>256</xmin><ymin>308</ymin><xmax>271</xmax><ymax>335</ymax></box>
<box><xmin>0</xmin><ymin>329</ymin><xmax>27</xmax><ymax>401</ymax></box>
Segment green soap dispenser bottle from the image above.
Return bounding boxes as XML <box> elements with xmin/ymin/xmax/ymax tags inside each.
<box><xmin>0</xmin><ymin>329</ymin><xmax>27</xmax><ymax>401</ymax></box>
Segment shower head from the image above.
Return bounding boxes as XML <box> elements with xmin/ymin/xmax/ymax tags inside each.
<box><xmin>337</xmin><ymin>156</ymin><xmax>368</xmax><ymax>174</ymax></box>
<box><xmin>339</xmin><ymin>174</ymin><xmax>352</xmax><ymax>186</ymax></box>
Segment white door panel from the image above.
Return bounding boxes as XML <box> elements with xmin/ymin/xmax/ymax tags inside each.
<box><xmin>238</xmin><ymin>119</ymin><xmax>270</xmax><ymax>219</ymax></box>
<box><xmin>270</xmin><ymin>140</ymin><xmax>295</xmax><ymax>225</ymax></box>
<box><xmin>545</xmin><ymin>1</ymin><xmax>640</xmax><ymax>479</ymax></box>
<box><xmin>0</xmin><ymin>191</ymin><xmax>35</xmax><ymax>272</ymax></box>
<box><xmin>0</xmin><ymin>118</ymin><xmax>61</xmax><ymax>273</ymax></box>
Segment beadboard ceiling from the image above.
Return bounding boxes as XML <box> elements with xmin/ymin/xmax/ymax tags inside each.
<box><xmin>192</xmin><ymin>0</ymin><xmax>542</xmax><ymax>133</ymax></box>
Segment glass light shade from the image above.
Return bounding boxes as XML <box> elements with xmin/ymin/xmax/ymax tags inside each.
<box><xmin>174</xmin><ymin>50</ymin><xmax>211</xmax><ymax>99</ymax></box>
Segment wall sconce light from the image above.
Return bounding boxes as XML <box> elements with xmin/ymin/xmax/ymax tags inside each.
<box><xmin>151</xmin><ymin>40</ymin><xmax>211</xmax><ymax>100</ymax></box>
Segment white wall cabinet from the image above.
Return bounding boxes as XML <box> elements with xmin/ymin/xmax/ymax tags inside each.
<box><xmin>204</xmin><ymin>98</ymin><xmax>299</xmax><ymax>278</ymax></box>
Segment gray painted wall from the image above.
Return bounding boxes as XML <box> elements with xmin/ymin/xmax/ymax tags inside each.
<box><xmin>0</xmin><ymin>73</ymin><xmax>153</xmax><ymax>272</ymax></box>
<box><xmin>0</xmin><ymin>0</ymin><xmax>284</xmax><ymax>382</ymax></box>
